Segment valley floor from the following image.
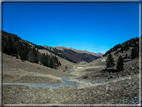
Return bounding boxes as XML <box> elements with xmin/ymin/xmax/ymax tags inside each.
<box><xmin>1</xmin><ymin>53</ymin><xmax>141</xmax><ymax>106</ymax></box>
<box><xmin>3</xmin><ymin>74</ymin><xmax>140</xmax><ymax>105</ymax></box>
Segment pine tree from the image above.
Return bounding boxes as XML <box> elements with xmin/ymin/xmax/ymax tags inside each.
<box><xmin>16</xmin><ymin>41</ymin><xmax>23</xmax><ymax>57</ymax></box>
<box><xmin>106</xmin><ymin>54</ymin><xmax>115</xmax><ymax>68</ymax></box>
<box><xmin>131</xmin><ymin>48</ymin><xmax>138</xmax><ymax>59</ymax></box>
<box><xmin>45</xmin><ymin>54</ymin><xmax>49</xmax><ymax>67</ymax></box>
<box><xmin>16</xmin><ymin>54</ymin><xmax>18</xmax><ymax>59</ymax></box>
<box><xmin>125</xmin><ymin>54</ymin><xmax>128</xmax><ymax>58</ymax></box>
<box><xmin>117</xmin><ymin>55</ymin><xmax>124</xmax><ymax>71</ymax></box>
<box><xmin>33</xmin><ymin>47</ymin><xmax>38</xmax><ymax>63</ymax></box>
<box><xmin>42</xmin><ymin>53</ymin><xmax>46</xmax><ymax>66</ymax></box>
<box><xmin>20</xmin><ymin>51</ymin><xmax>25</xmax><ymax>61</ymax></box>
<box><xmin>54</xmin><ymin>56</ymin><xmax>59</xmax><ymax>66</ymax></box>
<box><xmin>50</xmin><ymin>58</ymin><xmax>53</xmax><ymax>68</ymax></box>
<box><xmin>59</xmin><ymin>61</ymin><xmax>61</xmax><ymax>66</ymax></box>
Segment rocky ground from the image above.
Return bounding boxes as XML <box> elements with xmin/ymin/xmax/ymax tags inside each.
<box><xmin>79</xmin><ymin>58</ymin><xmax>139</xmax><ymax>84</ymax></box>
<box><xmin>2</xmin><ymin>73</ymin><xmax>140</xmax><ymax>105</ymax></box>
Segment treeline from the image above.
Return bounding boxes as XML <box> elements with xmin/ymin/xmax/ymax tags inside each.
<box><xmin>103</xmin><ymin>37</ymin><xmax>139</xmax><ymax>57</ymax></box>
<box><xmin>2</xmin><ymin>31</ymin><xmax>61</xmax><ymax>69</ymax></box>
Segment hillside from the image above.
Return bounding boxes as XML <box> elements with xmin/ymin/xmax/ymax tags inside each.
<box><xmin>39</xmin><ymin>45</ymin><xmax>103</xmax><ymax>63</ymax></box>
<box><xmin>2</xmin><ymin>31</ymin><xmax>140</xmax><ymax>105</ymax></box>
<box><xmin>69</xmin><ymin>36</ymin><xmax>140</xmax><ymax>80</ymax></box>
<box><xmin>54</xmin><ymin>46</ymin><xmax>103</xmax><ymax>63</ymax></box>
<box><xmin>2</xmin><ymin>31</ymin><xmax>102</xmax><ymax>71</ymax></box>
<box><xmin>2</xmin><ymin>31</ymin><xmax>62</xmax><ymax>69</ymax></box>
<box><xmin>2</xmin><ymin>53</ymin><xmax>74</xmax><ymax>84</ymax></box>
<box><xmin>103</xmin><ymin>36</ymin><xmax>139</xmax><ymax>57</ymax></box>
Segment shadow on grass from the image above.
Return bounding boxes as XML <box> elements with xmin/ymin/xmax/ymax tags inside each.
<box><xmin>101</xmin><ymin>68</ymin><xmax>120</xmax><ymax>73</ymax></box>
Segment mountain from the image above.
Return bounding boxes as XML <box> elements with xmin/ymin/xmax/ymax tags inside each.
<box><xmin>54</xmin><ymin>46</ymin><xmax>103</xmax><ymax>63</ymax></box>
<box><xmin>2</xmin><ymin>30</ymin><xmax>103</xmax><ymax>70</ymax></box>
<box><xmin>55</xmin><ymin>46</ymin><xmax>103</xmax><ymax>57</ymax></box>
<box><xmin>39</xmin><ymin>45</ymin><xmax>103</xmax><ymax>63</ymax></box>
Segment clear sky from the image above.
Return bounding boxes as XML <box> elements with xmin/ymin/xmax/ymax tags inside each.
<box><xmin>3</xmin><ymin>3</ymin><xmax>139</xmax><ymax>54</ymax></box>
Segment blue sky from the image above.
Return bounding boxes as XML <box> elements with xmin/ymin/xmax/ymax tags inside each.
<box><xmin>3</xmin><ymin>3</ymin><xmax>139</xmax><ymax>54</ymax></box>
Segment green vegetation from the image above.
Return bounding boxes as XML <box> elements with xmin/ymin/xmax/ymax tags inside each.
<box><xmin>106</xmin><ymin>54</ymin><xmax>115</xmax><ymax>68</ymax></box>
<box><xmin>117</xmin><ymin>55</ymin><xmax>124</xmax><ymax>71</ymax></box>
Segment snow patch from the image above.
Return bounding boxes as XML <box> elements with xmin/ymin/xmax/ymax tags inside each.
<box><xmin>101</xmin><ymin>58</ymin><xmax>105</xmax><ymax>61</ymax></box>
<box><xmin>77</xmin><ymin>67</ymin><xmax>83</xmax><ymax>69</ymax></box>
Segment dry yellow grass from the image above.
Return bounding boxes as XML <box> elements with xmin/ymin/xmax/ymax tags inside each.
<box><xmin>2</xmin><ymin>53</ymin><xmax>74</xmax><ymax>84</ymax></box>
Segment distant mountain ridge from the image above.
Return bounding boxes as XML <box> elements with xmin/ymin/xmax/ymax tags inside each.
<box><xmin>2</xmin><ymin>30</ymin><xmax>103</xmax><ymax>66</ymax></box>
<box><xmin>42</xmin><ymin>45</ymin><xmax>103</xmax><ymax>63</ymax></box>
<box><xmin>55</xmin><ymin>46</ymin><xmax>103</xmax><ymax>57</ymax></box>
<box><xmin>53</xmin><ymin>46</ymin><xmax>103</xmax><ymax>63</ymax></box>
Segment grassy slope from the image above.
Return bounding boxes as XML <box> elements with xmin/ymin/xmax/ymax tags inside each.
<box><xmin>2</xmin><ymin>53</ymin><xmax>74</xmax><ymax>84</ymax></box>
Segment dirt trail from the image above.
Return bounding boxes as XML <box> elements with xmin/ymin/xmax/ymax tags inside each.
<box><xmin>2</xmin><ymin>77</ymin><xmax>79</xmax><ymax>88</ymax></box>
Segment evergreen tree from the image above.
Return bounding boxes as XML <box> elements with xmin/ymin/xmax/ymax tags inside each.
<box><xmin>33</xmin><ymin>47</ymin><xmax>38</xmax><ymax>63</ymax></box>
<box><xmin>3</xmin><ymin>36</ymin><xmax>13</xmax><ymax>55</ymax></box>
<box><xmin>125</xmin><ymin>54</ymin><xmax>128</xmax><ymax>58</ymax></box>
<box><xmin>54</xmin><ymin>56</ymin><xmax>59</xmax><ymax>66</ymax></box>
<box><xmin>20</xmin><ymin>51</ymin><xmax>25</xmax><ymax>61</ymax></box>
<box><xmin>16</xmin><ymin>41</ymin><xmax>23</xmax><ymax>57</ymax></box>
<box><xmin>41</xmin><ymin>54</ymin><xmax>49</xmax><ymax>67</ymax></box>
<box><xmin>16</xmin><ymin>54</ymin><xmax>18</xmax><ymax>59</ymax></box>
<box><xmin>42</xmin><ymin>53</ymin><xmax>46</xmax><ymax>65</ymax></box>
<box><xmin>117</xmin><ymin>55</ymin><xmax>124</xmax><ymax>71</ymax></box>
<box><xmin>45</xmin><ymin>54</ymin><xmax>49</xmax><ymax>67</ymax></box>
<box><xmin>50</xmin><ymin>58</ymin><xmax>53</xmax><ymax>68</ymax></box>
<box><xmin>106</xmin><ymin>54</ymin><xmax>115</xmax><ymax>68</ymax></box>
<box><xmin>59</xmin><ymin>61</ymin><xmax>61</xmax><ymax>66</ymax></box>
<box><xmin>131</xmin><ymin>48</ymin><xmax>138</xmax><ymax>59</ymax></box>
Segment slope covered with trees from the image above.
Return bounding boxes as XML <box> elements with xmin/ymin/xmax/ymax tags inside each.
<box><xmin>103</xmin><ymin>37</ymin><xmax>139</xmax><ymax>57</ymax></box>
<box><xmin>2</xmin><ymin>31</ymin><xmax>61</xmax><ymax>69</ymax></box>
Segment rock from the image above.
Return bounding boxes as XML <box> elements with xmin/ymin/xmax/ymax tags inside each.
<box><xmin>136</xmin><ymin>67</ymin><xmax>139</xmax><ymax>70</ymax></box>
<box><xmin>82</xmin><ymin>75</ymin><xmax>88</xmax><ymax>79</ymax></box>
<box><xmin>131</xmin><ymin>67</ymin><xmax>135</xmax><ymax>70</ymax></box>
<box><xmin>108</xmin><ymin>78</ymin><xmax>111</xmax><ymax>80</ymax></box>
<box><xmin>107</xmin><ymin>89</ymin><xmax>111</xmax><ymax>93</ymax></box>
